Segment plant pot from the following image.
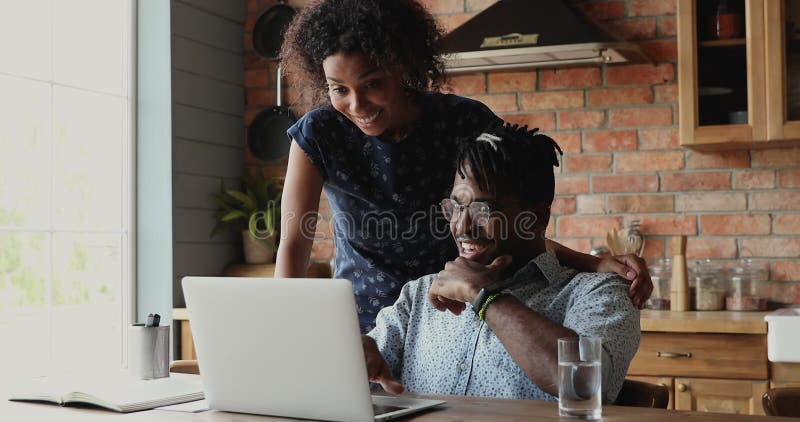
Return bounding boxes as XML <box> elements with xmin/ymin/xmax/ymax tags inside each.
<box><xmin>242</xmin><ymin>230</ymin><xmax>275</xmax><ymax>264</ymax></box>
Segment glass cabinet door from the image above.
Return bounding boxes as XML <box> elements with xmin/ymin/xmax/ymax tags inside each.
<box><xmin>766</xmin><ymin>0</ymin><xmax>800</xmax><ymax>140</ymax></box>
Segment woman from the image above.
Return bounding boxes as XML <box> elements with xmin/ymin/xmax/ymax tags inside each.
<box><xmin>276</xmin><ymin>0</ymin><xmax>651</xmax><ymax>331</ymax></box>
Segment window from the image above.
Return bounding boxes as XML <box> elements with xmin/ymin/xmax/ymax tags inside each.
<box><xmin>0</xmin><ymin>0</ymin><xmax>135</xmax><ymax>376</ymax></box>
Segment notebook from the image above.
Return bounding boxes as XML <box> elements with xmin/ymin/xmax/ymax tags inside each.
<box><xmin>8</xmin><ymin>372</ymin><xmax>204</xmax><ymax>413</ymax></box>
<box><xmin>182</xmin><ymin>276</ymin><xmax>445</xmax><ymax>422</ymax></box>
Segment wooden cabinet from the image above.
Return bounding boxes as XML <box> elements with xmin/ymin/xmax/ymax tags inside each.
<box><xmin>678</xmin><ymin>0</ymin><xmax>800</xmax><ymax>149</ymax></box>
<box><xmin>627</xmin><ymin>328</ymin><xmax>770</xmax><ymax>415</ymax></box>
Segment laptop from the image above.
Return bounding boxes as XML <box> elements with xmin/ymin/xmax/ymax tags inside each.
<box><xmin>181</xmin><ymin>276</ymin><xmax>445</xmax><ymax>422</ymax></box>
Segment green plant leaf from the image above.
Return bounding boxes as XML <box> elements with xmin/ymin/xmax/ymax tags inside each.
<box><xmin>226</xmin><ymin>190</ymin><xmax>256</xmax><ymax>211</ymax></box>
<box><xmin>221</xmin><ymin>209</ymin><xmax>248</xmax><ymax>222</ymax></box>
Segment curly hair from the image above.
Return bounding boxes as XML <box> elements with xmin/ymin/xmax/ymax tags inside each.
<box><xmin>279</xmin><ymin>0</ymin><xmax>446</xmax><ymax>106</ymax></box>
<box><xmin>456</xmin><ymin>123</ymin><xmax>564</xmax><ymax>207</ymax></box>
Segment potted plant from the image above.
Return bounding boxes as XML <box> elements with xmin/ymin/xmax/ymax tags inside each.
<box><xmin>211</xmin><ymin>172</ymin><xmax>283</xmax><ymax>264</ymax></box>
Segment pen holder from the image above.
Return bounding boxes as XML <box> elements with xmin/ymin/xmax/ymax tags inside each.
<box><xmin>128</xmin><ymin>325</ymin><xmax>170</xmax><ymax>380</ymax></box>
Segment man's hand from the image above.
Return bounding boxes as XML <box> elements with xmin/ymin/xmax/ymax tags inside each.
<box><xmin>428</xmin><ymin>255</ymin><xmax>512</xmax><ymax>315</ymax></box>
<box><xmin>361</xmin><ymin>335</ymin><xmax>403</xmax><ymax>394</ymax></box>
<box><xmin>596</xmin><ymin>254</ymin><xmax>653</xmax><ymax>309</ymax></box>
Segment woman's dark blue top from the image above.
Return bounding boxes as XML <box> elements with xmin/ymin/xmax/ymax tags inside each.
<box><xmin>288</xmin><ymin>93</ymin><xmax>500</xmax><ymax>332</ymax></box>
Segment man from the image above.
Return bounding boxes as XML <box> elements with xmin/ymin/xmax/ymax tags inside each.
<box><xmin>361</xmin><ymin>123</ymin><xmax>640</xmax><ymax>403</ymax></box>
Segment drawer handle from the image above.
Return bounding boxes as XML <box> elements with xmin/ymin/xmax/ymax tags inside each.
<box><xmin>677</xmin><ymin>383</ymin><xmax>688</xmax><ymax>392</ymax></box>
<box><xmin>656</xmin><ymin>352</ymin><xmax>692</xmax><ymax>358</ymax></box>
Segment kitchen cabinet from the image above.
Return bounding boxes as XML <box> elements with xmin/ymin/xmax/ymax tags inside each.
<box><xmin>628</xmin><ymin>311</ymin><xmax>771</xmax><ymax>415</ymax></box>
<box><xmin>677</xmin><ymin>0</ymin><xmax>800</xmax><ymax>149</ymax></box>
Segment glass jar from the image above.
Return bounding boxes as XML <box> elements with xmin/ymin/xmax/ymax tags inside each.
<box><xmin>690</xmin><ymin>259</ymin><xmax>726</xmax><ymax>311</ymax></box>
<box><xmin>726</xmin><ymin>259</ymin><xmax>769</xmax><ymax>311</ymax></box>
<box><xmin>645</xmin><ymin>258</ymin><xmax>672</xmax><ymax>310</ymax></box>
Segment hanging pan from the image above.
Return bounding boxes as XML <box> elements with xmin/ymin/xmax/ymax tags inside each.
<box><xmin>252</xmin><ymin>1</ymin><xmax>296</xmax><ymax>60</ymax></box>
<box><xmin>248</xmin><ymin>64</ymin><xmax>296</xmax><ymax>161</ymax></box>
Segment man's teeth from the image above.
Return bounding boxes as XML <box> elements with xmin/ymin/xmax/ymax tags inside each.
<box><xmin>461</xmin><ymin>242</ymin><xmax>484</xmax><ymax>251</ymax></box>
<box><xmin>354</xmin><ymin>111</ymin><xmax>380</xmax><ymax>124</ymax></box>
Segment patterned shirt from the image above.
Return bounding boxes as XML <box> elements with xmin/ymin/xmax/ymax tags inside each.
<box><xmin>288</xmin><ymin>93</ymin><xmax>501</xmax><ymax>332</ymax></box>
<box><xmin>366</xmin><ymin>251</ymin><xmax>641</xmax><ymax>404</ymax></box>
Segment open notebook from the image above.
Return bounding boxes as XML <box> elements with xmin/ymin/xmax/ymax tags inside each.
<box><xmin>8</xmin><ymin>372</ymin><xmax>203</xmax><ymax>413</ymax></box>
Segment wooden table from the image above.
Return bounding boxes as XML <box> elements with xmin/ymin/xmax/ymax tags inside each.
<box><xmin>3</xmin><ymin>392</ymin><xmax>797</xmax><ymax>421</ymax></box>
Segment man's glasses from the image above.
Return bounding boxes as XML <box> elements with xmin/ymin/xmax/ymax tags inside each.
<box><xmin>440</xmin><ymin>198</ymin><xmax>493</xmax><ymax>226</ymax></box>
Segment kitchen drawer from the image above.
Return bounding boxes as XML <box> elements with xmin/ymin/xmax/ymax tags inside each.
<box><xmin>628</xmin><ymin>333</ymin><xmax>768</xmax><ymax>379</ymax></box>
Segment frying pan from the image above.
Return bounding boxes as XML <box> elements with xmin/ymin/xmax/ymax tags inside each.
<box><xmin>248</xmin><ymin>64</ymin><xmax>296</xmax><ymax>161</ymax></box>
<box><xmin>252</xmin><ymin>1</ymin><xmax>296</xmax><ymax>60</ymax></box>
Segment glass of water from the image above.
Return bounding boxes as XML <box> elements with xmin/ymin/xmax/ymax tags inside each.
<box><xmin>558</xmin><ymin>336</ymin><xmax>602</xmax><ymax>419</ymax></box>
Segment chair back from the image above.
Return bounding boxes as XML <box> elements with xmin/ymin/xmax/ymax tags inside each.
<box><xmin>762</xmin><ymin>387</ymin><xmax>800</xmax><ymax>417</ymax></box>
<box><xmin>614</xmin><ymin>379</ymin><xmax>669</xmax><ymax>408</ymax></box>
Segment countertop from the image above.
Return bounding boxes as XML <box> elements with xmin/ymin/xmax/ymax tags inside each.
<box><xmin>640</xmin><ymin>310</ymin><xmax>769</xmax><ymax>334</ymax></box>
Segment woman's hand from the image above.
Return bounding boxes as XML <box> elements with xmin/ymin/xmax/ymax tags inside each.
<box><xmin>597</xmin><ymin>254</ymin><xmax>653</xmax><ymax>309</ymax></box>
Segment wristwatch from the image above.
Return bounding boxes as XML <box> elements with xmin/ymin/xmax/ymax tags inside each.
<box><xmin>471</xmin><ymin>281</ymin><xmax>512</xmax><ymax>315</ymax></box>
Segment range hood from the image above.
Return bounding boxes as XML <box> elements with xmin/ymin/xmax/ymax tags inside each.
<box><xmin>440</xmin><ymin>0</ymin><xmax>649</xmax><ymax>73</ymax></box>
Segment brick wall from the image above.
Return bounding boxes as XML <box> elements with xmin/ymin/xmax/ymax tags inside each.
<box><xmin>243</xmin><ymin>0</ymin><xmax>800</xmax><ymax>304</ymax></box>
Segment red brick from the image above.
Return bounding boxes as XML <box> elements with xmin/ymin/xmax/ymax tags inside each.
<box><xmin>733</xmin><ymin>170</ymin><xmax>775</xmax><ymax>190</ymax></box>
<box><xmin>469</xmin><ymin>93</ymin><xmax>518</xmax><ymax>112</ymax></box>
<box><xmin>466</xmin><ymin>0</ymin><xmax>497</xmax><ymax>12</ymax></box>
<box><xmin>658</xmin><ymin>16</ymin><xmax>677</xmax><ymax>36</ymax></box>
<box><xmin>552</xmin><ymin>132</ymin><xmax>582</xmax><ymax>153</ymax></box>
<box><xmin>546</xmin><ymin>221</ymin><xmax>556</xmax><ymax>238</ymax></box>
<box><xmin>630</xmin><ymin>0</ymin><xmax>677</xmax><ymax>16</ymax></box>
<box><xmin>246</xmin><ymin>88</ymin><xmax>276</xmax><ymax>106</ymax></box>
<box><xmin>609</xmin><ymin>107</ymin><xmax>673</xmax><ymax>127</ymax></box>
<box><xmin>436</xmin><ymin>13</ymin><xmax>475</xmax><ymax>33</ymax></box>
<box><xmin>615</xmin><ymin>151</ymin><xmax>684</xmax><ymax>172</ymax></box>
<box><xmin>565</xmin><ymin>154</ymin><xmax>612</xmax><ymax>173</ymax></box>
<box><xmin>443</xmin><ymin>73</ymin><xmax>486</xmax><ymax>95</ymax></box>
<box><xmin>520</xmin><ymin>90</ymin><xmax>584</xmax><ymax>111</ymax></box>
<box><xmin>779</xmin><ymin>169</ymin><xmax>800</xmax><ymax>188</ymax></box>
<box><xmin>488</xmin><ymin>71</ymin><xmax>536</xmax><ymax>92</ymax></box>
<box><xmin>246</xmin><ymin>0</ymin><xmax>258</xmax><ymax>12</ymax></box>
<box><xmin>699</xmin><ymin>214</ymin><xmax>771</xmax><ymax>235</ymax></box>
<box><xmin>675</xmin><ymin>192</ymin><xmax>747</xmax><ymax>212</ymax></box>
<box><xmin>310</xmin><ymin>240</ymin><xmax>335</xmax><ymax>260</ymax></box>
<box><xmin>558</xmin><ymin>110</ymin><xmax>605</xmax><ymax>129</ymax></box>
<box><xmin>540</xmin><ymin>68</ymin><xmax>602</xmax><ymax>89</ymax></box>
<box><xmin>557</xmin><ymin>216</ymin><xmax>624</xmax><ymax>237</ymax></box>
<box><xmin>775</xmin><ymin>214</ymin><xmax>800</xmax><ymax>235</ymax></box>
<box><xmin>419</xmin><ymin>0</ymin><xmax>463</xmax><ymax>14</ymax></box>
<box><xmin>314</xmin><ymin>217</ymin><xmax>334</xmax><ymax>239</ymax></box>
<box><xmin>639</xmin><ymin>127</ymin><xmax>679</xmax><ymax>149</ymax></box>
<box><xmin>244</xmin><ymin>12</ymin><xmax>258</xmax><ymax>32</ymax></box>
<box><xmin>606</xmin><ymin>63</ymin><xmax>675</xmax><ymax>85</ymax></box>
<box><xmin>640</xmin><ymin>238</ymin><xmax>666</xmax><ymax>259</ymax></box>
<box><xmin>638</xmin><ymin>39</ymin><xmax>678</xmax><ymax>61</ymax></box>
<box><xmin>556</xmin><ymin>175</ymin><xmax>590</xmax><ymax>194</ymax></box>
<box><xmin>686</xmin><ymin>151</ymin><xmax>750</xmax><ymax>169</ymax></box>
<box><xmin>576</xmin><ymin>195</ymin><xmax>606</xmax><ymax>214</ymax></box>
<box><xmin>661</xmin><ymin>172</ymin><xmax>731</xmax><ymax>191</ymax></box>
<box><xmin>584</xmin><ymin>130</ymin><xmax>638</xmax><ymax>151</ymax></box>
<box><xmin>606</xmin><ymin>194</ymin><xmax>674</xmax><ymax>213</ymax></box>
<box><xmin>770</xmin><ymin>283</ymin><xmax>800</xmax><ymax>304</ymax></box>
<box><xmin>751</xmin><ymin>147</ymin><xmax>800</xmax><ymax>168</ymax></box>
<box><xmin>654</xmin><ymin>84</ymin><xmax>678</xmax><ymax>103</ymax></box>
<box><xmin>605</xmin><ymin>18</ymin><xmax>657</xmax><ymax>41</ymax></box>
<box><xmin>742</xmin><ymin>237</ymin><xmax>800</xmax><ymax>258</ymax></box>
<box><xmin>244</xmin><ymin>107</ymin><xmax>263</xmax><ymax>126</ymax></box>
<box><xmin>684</xmin><ymin>237</ymin><xmax>738</xmax><ymax>259</ymax></box>
<box><xmin>637</xmin><ymin>216</ymin><xmax>697</xmax><ymax>235</ymax></box>
<box><xmin>551</xmin><ymin>196</ymin><xmax>577</xmax><ymax>216</ymax></box>
<box><xmin>575</xmin><ymin>1</ymin><xmax>626</xmax><ymax>20</ymax></box>
<box><xmin>501</xmin><ymin>112</ymin><xmax>556</xmax><ymax>131</ymax></box>
<box><xmin>593</xmin><ymin>174</ymin><xmax>659</xmax><ymax>193</ymax></box>
<box><xmin>750</xmin><ymin>191</ymin><xmax>800</xmax><ymax>211</ymax></box>
<box><xmin>244</xmin><ymin>69</ymin><xmax>268</xmax><ymax>88</ymax></box>
<box><xmin>771</xmin><ymin>261</ymin><xmax>800</xmax><ymax>282</ymax></box>
<box><xmin>588</xmin><ymin>87</ymin><xmax>653</xmax><ymax>107</ymax></box>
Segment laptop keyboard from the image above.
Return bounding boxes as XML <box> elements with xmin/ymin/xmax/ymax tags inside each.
<box><xmin>372</xmin><ymin>404</ymin><xmax>407</xmax><ymax>415</ymax></box>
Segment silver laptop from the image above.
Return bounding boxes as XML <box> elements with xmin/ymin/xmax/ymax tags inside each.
<box><xmin>182</xmin><ymin>276</ymin><xmax>445</xmax><ymax>422</ymax></box>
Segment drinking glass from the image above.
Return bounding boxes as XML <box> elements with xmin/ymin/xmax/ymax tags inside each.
<box><xmin>558</xmin><ymin>336</ymin><xmax>602</xmax><ymax>419</ymax></box>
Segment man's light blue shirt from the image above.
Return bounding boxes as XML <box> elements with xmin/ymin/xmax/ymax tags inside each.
<box><xmin>366</xmin><ymin>251</ymin><xmax>640</xmax><ymax>403</ymax></box>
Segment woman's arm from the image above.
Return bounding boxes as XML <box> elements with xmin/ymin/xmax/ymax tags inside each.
<box><xmin>275</xmin><ymin>141</ymin><xmax>324</xmax><ymax>278</ymax></box>
<box><xmin>545</xmin><ymin>239</ymin><xmax>652</xmax><ymax>308</ymax></box>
